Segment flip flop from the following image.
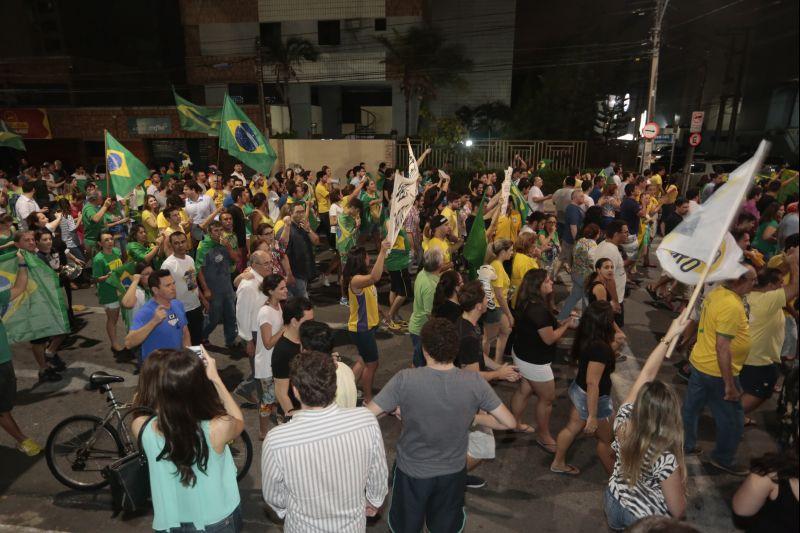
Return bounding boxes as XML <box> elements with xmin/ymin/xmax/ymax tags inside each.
<box><xmin>744</xmin><ymin>417</ymin><xmax>757</xmax><ymax>427</ymax></box>
<box><xmin>512</xmin><ymin>424</ymin><xmax>536</xmax><ymax>434</ymax></box>
<box><xmin>536</xmin><ymin>439</ymin><xmax>557</xmax><ymax>454</ymax></box>
<box><xmin>550</xmin><ymin>464</ymin><xmax>580</xmax><ymax>476</ymax></box>
<box><xmin>646</xmin><ymin>286</ymin><xmax>659</xmax><ymax>300</ymax></box>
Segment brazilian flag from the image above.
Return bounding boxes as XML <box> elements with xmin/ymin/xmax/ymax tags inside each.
<box><xmin>463</xmin><ymin>195</ymin><xmax>487</xmax><ymax>280</ymax></box>
<box><xmin>0</xmin><ymin>120</ymin><xmax>25</xmax><ymax>151</ymax></box>
<box><xmin>509</xmin><ymin>183</ymin><xmax>530</xmax><ymax>221</ymax></box>
<box><xmin>105</xmin><ymin>131</ymin><xmax>149</xmax><ymax>198</ymax></box>
<box><xmin>219</xmin><ymin>93</ymin><xmax>277</xmax><ymax>176</ymax></box>
<box><xmin>0</xmin><ymin>250</ymin><xmax>69</xmax><ymax>343</ymax></box>
<box><xmin>173</xmin><ymin>89</ymin><xmax>221</xmax><ymax>137</ymax></box>
<box><xmin>108</xmin><ymin>262</ymin><xmax>137</xmax><ymax>329</ymax></box>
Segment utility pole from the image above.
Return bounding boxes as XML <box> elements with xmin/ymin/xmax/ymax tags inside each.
<box><xmin>255</xmin><ymin>38</ymin><xmax>269</xmax><ymax>134</ymax></box>
<box><xmin>681</xmin><ymin>50</ymin><xmax>709</xmax><ymax>193</ymax></box>
<box><xmin>640</xmin><ymin>0</ymin><xmax>670</xmax><ymax>173</ymax></box>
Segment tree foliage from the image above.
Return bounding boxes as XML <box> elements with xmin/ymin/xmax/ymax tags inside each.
<box><xmin>260</xmin><ymin>37</ymin><xmax>319</xmax><ymax>133</ymax></box>
<box><xmin>456</xmin><ymin>101</ymin><xmax>512</xmax><ymax>138</ymax></box>
<box><xmin>594</xmin><ymin>95</ymin><xmax>631</xmax><ymax>143</ymax></box>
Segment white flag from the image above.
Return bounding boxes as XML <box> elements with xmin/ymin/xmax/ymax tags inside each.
<box><xmin>386</xmin><ymin>142</ymin><xmax>421</xmax><ymax>245</ymax></box>
<box><xmin>656</xmin><ymin>140</ymin><xmax>769</xmax><ymax>285</ymax></box>
<box><xmin>500</xmin><ymin>166</ymin><xmax>512</xmax><ymax>214</ymax></box>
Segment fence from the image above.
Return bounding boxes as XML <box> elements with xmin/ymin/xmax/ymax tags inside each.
<box><xmin>395</xmin><ymin>139</ymin><xmax>588</xmax><ymax>172</ymax></box>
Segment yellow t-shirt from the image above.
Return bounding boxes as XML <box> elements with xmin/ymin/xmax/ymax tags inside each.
<box><xmin>205</xmin><ymin>188</ymin><xmax>225</xmax><ymax>209</ymax></box>
<box><xmin>745</xmin><ymin>289</ymin><xmax>787</xmax><ymax>366</ymax></box>
<box><xmin>424</xmin><ymin>236</ymin><xmax>451</xmax><ymax>265</ymax></box>
<box><xmin>156</xmin><ymin>209</ymin><xmax>189</xmax><ymax>230</ymax></box>
<box><xmin>510</xmin><ymin>253</ymin><xmax>539</xmax><ymax>307</ymax></box>
<box><xmin>690</xmin><ymin>286</ymin><xmax>751</xmax><ymax>377</ymax></box>
<box><xmin>141</xmin><ymin>210</ymin><xmax>160</xmax><ymax>243</ymax></box>
<box><xmin>490</xmin><ymin>259</ymin><xmax>511</xmax><ymax>302</ymax></box>
<box><xmin>441</xmin><ymin>206</ymin><xmax>459</xmax><ymax>239</ymax></box>
<box><xmin>494</xmin><ymin>212</ymin><xmax>522</xmax><ymax>244</ymax></box>
<box><xmin>274</xmin><ymin>218</ymin><xmax>286</xmax><ymax>239</ymax></box>
<box><xmin>315</xmin><ymin>182</ymin><xmax>331</xmax><ymax>214</ymax></box>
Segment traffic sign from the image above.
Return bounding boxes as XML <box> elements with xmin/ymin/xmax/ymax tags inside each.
<box><xmin>690</xmin><ymin>111</ymin><xmax>704</xmax><ymax>133</ymax></box>
<box><xmin>688</xmin><ymin>132</ymin><xmax>702</xmax><ymax>147</ymax></box>
<box><xmin>642</xmin><ymin>122</ymin><xmax>660</xmax><ymax>139</ymax></box>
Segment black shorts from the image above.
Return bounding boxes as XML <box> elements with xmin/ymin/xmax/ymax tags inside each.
<box><xmin>388</xmin><ymin>464</ymin><xmax>466</xmax><ymax>533</ymax></box>
<box><xmin>0</xmin><ymin>361</ymin><xmax>17</xmax><ymax>413</ymax></box>
<box><xmin>740</xmin><ymin>363</ymin><xmax>779</xmax><ymax>399</ymax></box>
<box><xmin>389</xmin><ymin>269</ymin><xmax>412</xmax><ymax>297</ymax></box>
<box><xmin>30</xmin><ymin>336</ymin><xmax>50</xmax><ymax>345</ymax></box>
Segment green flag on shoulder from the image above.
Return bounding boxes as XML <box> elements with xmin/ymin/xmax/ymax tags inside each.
<box><xmin>173</xmin><ymin>89</ymin><xmax>221</xmax><ymax>136</ymax></box>
<box><xmin>463</xmin><ymin>195</ymin><xmax>487</xmax><ymax>280</ymax></box>
<box><xmin>0</xmin><ymin>250</ymin><xmax>69</xmax><ymax>344</ymax></box>
<box><xmin>510</xmin><ymin>183</ymin><xmax>530</xmax><ymax>221</ymax></box>
<box><xmin>219</xmin><ymin>93</ymin><xmax>277</xmax><ymax>175</ymax></box>
<box><xmin>108</xmin><ymin>262</ymin><xmax>137</xmax><ymax>329</ymax></box>
<box><xmin>0</xmin><ymin>120</ymin><xmax>25</xmax><ymax>151</ymax></box>
<box><xmin>105</xmin><ymin>131</ymin><xmax>149</xmax><ymax>198</ymax></box>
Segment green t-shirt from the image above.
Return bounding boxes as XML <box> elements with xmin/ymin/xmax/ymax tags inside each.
<box><xmin>408</xmin><ymin>269</ymin><xmax>440</xmax><ymax>335</ymax></box>
<box><xmin>243</xmin><ymin>204</ymin><xmax>254</xmax><ymax>236</ymax></box>
<box><xmin>82</xmin><ymin>203</ymin><xmax>106</xmax><ymax>244</ymax></box>
<box><xmin>92</xmin><ymin>248</ymin><xmax>123</xmax><ymax>304</ymax></box>
<box><xmin>0</xmin><ymin>289</ymin><xmax>12</xmax><ymax>364</ymax></box>
<box><xmin>385</xmin><ymin>229</ymin><xmax>411</xmax><ymax>272</ymax></box>
<box><xmin>336</xmin><ymin>213</ymin><xmax>359</xmax><ymax>255</ymax></box>
<box><xmin>126</xmin><ymin>241</ymin><xmax>153</xmax><ymax>264</ymax></box>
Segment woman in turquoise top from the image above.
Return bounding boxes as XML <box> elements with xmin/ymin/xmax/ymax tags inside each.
<box><xmin>132</xmin><ymin>347</ymin><xmax>244</xmax><ymax>532</ymax></box>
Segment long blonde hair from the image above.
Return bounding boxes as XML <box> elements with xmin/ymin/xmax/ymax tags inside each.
<box><xmin>619</xmin><ymin>381</ymin><xmax>686</xmax><ymax>488</ymax></box>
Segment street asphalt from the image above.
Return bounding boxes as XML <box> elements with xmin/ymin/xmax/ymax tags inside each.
<box><xmin>0</xmin><ymin>247</ymin><xmax>778</xmax><ymax>532</ymax></box>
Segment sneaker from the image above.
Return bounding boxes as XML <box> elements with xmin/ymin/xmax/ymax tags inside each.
<box><xmin>708</xmin><ymin>458</ymin><xmax>749</xmax><ymax>477</ymax></box>
<box><xmin>465</xmin><ymin>475</ymin><xmax>486</xmax><ymax>489</ymax></box>
<box><xmin>323</xmin><ymin>276</ymin><xmax>330</xmax><ymax>287</ymax></box>
<box><xmin>339</xmin><ymin>297</ymin><xmax>349</xmax><ymax>306</ymax></box>
<box><xmin>45</xmin><ymin>353</ymin><xmax>66</xmax><ymax>372</ymax></box>
<box><xmin>17</xmin><ymin>438</ymin><xmax>42</xmax><ymax>457</ymax></box>
<box><xmin>382</xmin><ymin>318</ymin><xmax>403</xmax><ymax>332</ymax></box>
<box><xmin>38</xmin><ymin>368</ymin><xmax>62</xmax><ymax>383</ymax></box>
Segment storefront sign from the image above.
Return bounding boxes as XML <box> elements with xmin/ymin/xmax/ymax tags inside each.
<box><xmin>127</xmin><ymin>117</ymin><xmax>172</xmax><ymax>136</ymax></box>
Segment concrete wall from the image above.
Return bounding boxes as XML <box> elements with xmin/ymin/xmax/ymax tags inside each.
<box><xmin>274</xmin><ymin>138</ymin><xmax>394</xmax><ymax>180</ymax></box>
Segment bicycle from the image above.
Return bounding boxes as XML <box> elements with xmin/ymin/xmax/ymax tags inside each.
<box><xmin>45</xmin><ymin>371</ymin><xmax>253</xmax><ymax>491</ymax></box>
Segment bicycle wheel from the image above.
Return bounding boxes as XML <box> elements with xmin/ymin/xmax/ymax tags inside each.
<box><xmin>227</xmin><ymin>430</ymin><xmax>253</xmax><ymax>482</ymax></box>
<box><xmin>46</xmin><ymin>415</ymin><xmax>125</xmax><ymax>491</ymax></box>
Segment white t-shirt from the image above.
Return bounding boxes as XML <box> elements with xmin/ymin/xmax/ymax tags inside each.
<box><xmin>591</xmin><ymin>241</ymin><xmax>626</xmax><ymax>303</ymax></box>
<box><xmin>161</xmin><ymin>255</ymin><xmax>201</xmax><ymax>312</ymax></box>
<box><xmin>527</xmin><ymin>186</ymin><xmax>544</xmax><ymax>212</ymax></box>
<box><xmin>580</xmin><ymin>194</ymin><xmax>595</xmax><ymax>213</ymax></box>
<box><xmin>329</xmin><ymin>202</ymin><xmax>343</xmax><ymax>234</ymax></box>
<box><xmin>255</xmin><ymin>304</ymin><xmax>284</xmax><ymax>379</ymax></box>
<box><xmin>267</xmin><ymin>191</ymin><xmax>281</xmax><ymax>222</ymax></box>
<box><xmin>132</xmin><ymin>286</ymin><xmax>148</xmax><ymax>318</ymax></box>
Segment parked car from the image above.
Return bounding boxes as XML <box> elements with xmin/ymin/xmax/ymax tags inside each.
<box><xmin>687</xmin><ymin>159</ymin><xmax>739</xmax><ymax>187</ymax></box>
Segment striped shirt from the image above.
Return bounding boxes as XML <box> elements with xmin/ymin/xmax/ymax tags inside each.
<box><xmin>608</xmin><ymin>403</ymin><xmax>679</xmax><ymax>520</ymax></box>
<box><xmin>261</xmin><ymin>404</ymin><xmax>389</xmax><ymax>533</ymax></box>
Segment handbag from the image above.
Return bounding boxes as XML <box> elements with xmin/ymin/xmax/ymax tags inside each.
<box><xmin>102</xmin><ymin>413</ymin><xmax>156</xmax><ymax>513</ymax></box>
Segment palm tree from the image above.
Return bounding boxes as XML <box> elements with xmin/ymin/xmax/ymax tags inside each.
<box><xmin>376</xmin><ymin>26</ymin><xmax>473</xmax><ymax>137</ymax></box>
<box><xmin>260</xmin><ymin>37</ymin><xmax>319</xmax><ymax>134</ymax></box>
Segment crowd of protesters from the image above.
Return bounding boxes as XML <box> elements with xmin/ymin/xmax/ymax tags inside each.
<box><xmin>0</xmin><ymin>153</ymin><xmax>798</xmax><ymax>532</ymax></box>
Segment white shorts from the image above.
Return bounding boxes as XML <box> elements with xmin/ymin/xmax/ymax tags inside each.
<box><xmin>468</xmin><ymin>426</ymin><xmax>495</xmax><ymax>460</ymax></box>
<box><xmin>512</xmin><ymin>352</ymin><xmax>554</xmax><ymax>382</ymax></box>
<box><xmin>103</xmin><ymin>301</ymin><xmax>120</xmax><ymax>310</ymax></box>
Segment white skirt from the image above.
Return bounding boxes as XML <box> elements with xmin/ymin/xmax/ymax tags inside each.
<box><xmin>512</xmin><ymin>352</ymin><xmax>554</xmax><ymax>382</ymax></box>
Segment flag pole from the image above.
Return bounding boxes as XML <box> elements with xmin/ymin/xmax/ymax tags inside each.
<box><xmin>103</xmin><ymin>129</ymin><xmax>110</xmax><ymax>198</ymax></box>
<box><xmin>663</xmin><ymin>141</ymin><xmax>769</xmax><ymax>358</ymax></box>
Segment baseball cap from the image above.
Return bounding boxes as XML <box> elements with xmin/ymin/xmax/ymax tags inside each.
<box><xmin>429</xmin><ymin>215</ymin><xmax>448</xmax><ymax>230</ymax></box>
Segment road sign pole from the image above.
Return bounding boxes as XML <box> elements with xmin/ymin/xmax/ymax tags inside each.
<box><xmin>640</xmin><ymin>0</ymin><xmax>670</xmax><ymax>173</ymax></box>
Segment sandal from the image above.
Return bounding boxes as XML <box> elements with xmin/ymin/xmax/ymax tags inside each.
<box><xmin>744</xmin><ymin>417</ymin><xmax>757</xmax><ymax>427</ymax></box>
<box><xmin>535</xmin><ymin>439</ymin><xmax>557</xmax><ymax>454</ymax></box>
<box><xmin>550</xmin><ymin>464</ymin><xmax>580</xmax><ymax>476</ymax></box>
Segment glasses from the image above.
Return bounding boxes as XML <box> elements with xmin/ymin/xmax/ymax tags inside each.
<box><xmin>260</xmin><ymin>231</ymin><xmax>274</xmax><ymax>236</ymax></box>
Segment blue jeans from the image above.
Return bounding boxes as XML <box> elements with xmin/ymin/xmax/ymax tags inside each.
<box><xmin>682</xmin><ymin>364</ymin><xmax>744</xmax><ymax>467</ymax></box>
<box><xmin>203</xmin><ymin>291</ymin><xmax>238</xmax><ymax>346</ymax></box>
<box><xmin>411</xmin><ymin>333</ymin><xmax>426</xmax><ymax>368</ymax></box>
<box><xmin>557</xmin><ymin>271</ymin><xmax>585</xmax><ymax>320</ymax></box>
<box><xmin>155</xmin><ymin>505</ymin><xmax>242</xmax><ymax>533</ymax></box>
<box><xmin>604</xmin><ymin>488</ymin><xmax>638</xmax><ymax>531</ymax></box>
<box><xmin>288</xmin><ymin>277</ymin><xmax>308</xmax><ymax>299</ymax></box>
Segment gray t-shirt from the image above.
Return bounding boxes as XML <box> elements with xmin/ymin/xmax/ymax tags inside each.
<box><xmin>373</xmin><ymin>366</ymin><xmax>501</xmax><ymax>478</ymax></box>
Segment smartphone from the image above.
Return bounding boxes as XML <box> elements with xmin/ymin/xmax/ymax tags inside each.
<box><xmin>189</xmin><ymin>345</ymin><xmax>207</xmax><ymax>365</ymax></box>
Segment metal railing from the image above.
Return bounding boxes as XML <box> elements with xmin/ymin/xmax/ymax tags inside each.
<box><xmin>395</xmin><ymin>139</ymin><xmax>587</xmax><ymax>171</ymax></box>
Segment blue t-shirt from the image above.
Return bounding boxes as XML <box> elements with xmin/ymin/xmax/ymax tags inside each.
<box><xmin>619</xmin><ymin>197</ymin><xmax>641</xmax><ymax>236</ymax></box>
<box><xmin>589</xmin><ymin>187</ymin><xmax>603</xmax><ymax>203</ymax></box>
<box><xmin>564</xmin><ymin>204</ymin><xmax>585</xmax><ymax>244</ymax></box>
<box><xmin>132</xmin><ymin>299</ymin><xmax>187</xmax><ymax>360</ymax></box>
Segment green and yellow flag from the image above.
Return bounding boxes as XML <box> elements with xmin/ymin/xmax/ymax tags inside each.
<box><xmin>510</xmin><ymin>183</ymin><xmax>530</xmax><ymax>221</ymax></box>
<box><xmin>219</xmin><ymin>93</ymin><xmax>277</xmax><ymax>175</ymax></box>
<box><xmin>0</xmin><ymin>250</ymin><xmax>69</xmax><ymax>344</ymax></box>
<box><xmin>105</xmin><ymin>131</ymin><xmax>149</xmax><ymax>198</ymax></box>
<box><xmin>0</xmin><ymin>120</ymin><xmax>25</xmax><ymax>151</ymax></box>
<box><xmin>107</xmin><ymin>262</ymin><xmax>137</xmax><ymax>329</ymax></box>
<box><xmin>463</xmin><ymin>195</ymin><xmax>487</xmax><ymax>280</ymax></box>
<box><xmin>173</xmin><ymin>89</ymin><xmax>221</xmax><ymax>136</ymax></box>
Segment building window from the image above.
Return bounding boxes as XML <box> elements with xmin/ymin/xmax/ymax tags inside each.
<box><xmin>318</xmin><ymin>20</ymin><xmax>340</xmax><ymax>46</ymax></box>
<box><xmin>260</xmin><ymin>22</ymin><xmax>281</xmax><ymax>45</ymax></box>
<box><xmin>374</xmin><ymin>18</ymin><xmax>386</xmax><ymax>31</ymax></box>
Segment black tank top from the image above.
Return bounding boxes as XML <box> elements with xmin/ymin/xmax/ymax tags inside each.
<box><xmin>586</xmin><ymin>280</ymin><xmax>608</xmax><ymax>304</ymax></box>
<box><xmin>746</xmin><ymin>479</ymin><xmax>798</xmax><ymax>533</ymax></box>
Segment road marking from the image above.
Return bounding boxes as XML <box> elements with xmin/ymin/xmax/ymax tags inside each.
<box><xmin>15</xmin><ymin>362</ymin><xmax>138</xmax><ymax>393</ymax></box>
<box><xmin>0</xmin><ymin>524</ymin><xmax>68</xmax><ymax>533</ymax></box>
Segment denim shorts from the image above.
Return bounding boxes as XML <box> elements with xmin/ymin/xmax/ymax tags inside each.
<box><xmin>483</xmin><ymin>307</ymin><xmax>502</xmax><ymax>325</ymax></box>
<box><xmin>604</xmin><ymin>488</ymin><xmax>637</xmax><ymax>531</ymax></box>
<box><xmin>568</xmin><ymin>381</ymin><xmax>613</xmax><ymax>421</ymax></box>
<box><xmin>155</xmin><ymin>505</ymin><xmax>242</xmax><ymax>533</ymax></box>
